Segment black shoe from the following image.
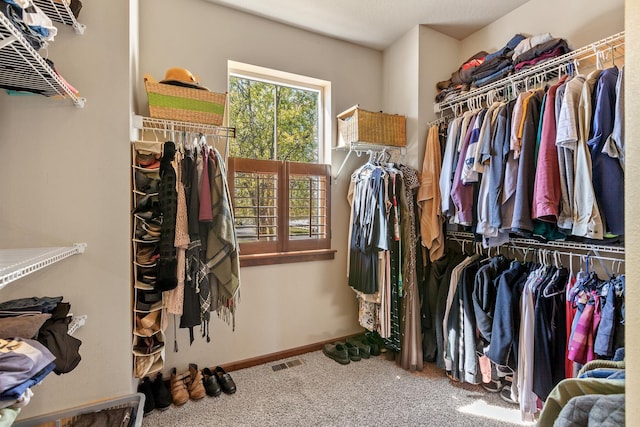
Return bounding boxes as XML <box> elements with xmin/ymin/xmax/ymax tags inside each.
<box><xmin>500</xmin><ymin>385</ymin><xmax>518</xmax><ymax>405</ymax></box>
<box><xmin>481</xmin><ymin>379</ymin><xmax>502</xmax><ymax>393</ymax></box>
<box><xmin>343</xmin><ymin>341</ymin><xmax>361</xmax><ymax>361</ymax></box>
<box><xmin>152</xmin><ymin>373</ymin><xmax>171</xmax><ymax>410</ymax></box>
<box><xmin>322</xmin><ymin>342</ymin><xmax>350</xmax><ymax>365</ymax></box>
<box><xmin>203</xmin><ymin>367</ymin><xmax>222</xmax><ymax>397</ymax></box>
<box><xmin>362</xmin><ymin>335</ymin><xmax>381</xmax><ymax>356</ymax></box>
<box><xmin>214</xmin><ymin>366</ymin><xmax>237</xmax><ymax>394</ymax></box>
<box><xmin>346</xmin><ymin>336</ymin><xmax>371</xmax><ymax>359</ymax></box>
<box><xmin>137</xmin><ymin>376</ymin><xmax>155</xmax><ymax>415</ymax></box>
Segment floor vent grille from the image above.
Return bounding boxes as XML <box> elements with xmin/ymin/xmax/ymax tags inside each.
<box><xmin>271</xmin><ymin>359</ymin><xmax>303</xmax><ymax>371</ymax></box>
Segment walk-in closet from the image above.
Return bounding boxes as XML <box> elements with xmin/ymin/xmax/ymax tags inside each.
<box><xmin>0</xmin><ymin>0</ymin><xmax>636</xmax><ymax>426</ymax></box>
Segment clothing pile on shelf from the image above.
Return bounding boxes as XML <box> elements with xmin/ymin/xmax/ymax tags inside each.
<box><xmin>131</xmin><ymin>137</ymin><xmax>240</xmax><ymax>379</ymax></box>
<box><xmin>436</xmin><ymin>33</ymin><xmax>571</xmax><ymax>103</ymax></box>
<box><xmin>0</xmin><ymin>296</ymin><xmax>82</xmax><ymax>422</ymax></box>
<box><xmin>0</xmin><ymin>0</ymin><xmax>82</xmax><ymax>97</ymax></box>
<box><xmin>1</xmin><ymin>0</ymin><xmax>57</xmax><ymax>49</ymax></box>
<box><xmin>432</xmin><ymin>65</ymin><xmax>624</xmax><ymax>248</ymax></box>
<box><xmin>346</xmin><ymin>155</ymin><xmax>424</xmax><ymax>371</ymax></box>
<box><xmin>422</xmin><ymin>248</ymin><xmax>625</xmax><ymax>422</ymax></box>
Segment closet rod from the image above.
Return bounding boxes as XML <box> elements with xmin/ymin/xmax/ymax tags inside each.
<box><xmin>332</xmin><ymin>142</ymin><xmax>406</xmax><ymax>181</ymax></box>
<box><xmin>446</xmin><ymin>231</ymin><xmax>625</xmax><ymax>255</ymax></box>
<box><xmin>434</xmin><ymin>31</ymin><xmax>625</xmax><ymax>114</ymax></box>
<box><xmin>132</xmin><ymin>115</ymin><xmax>236</xmax><ymax>139</ymax></box>
<box><xmin>425</xmin><ymin>115</ymin><xmax>450</xmax><ymax>129</ymax></box>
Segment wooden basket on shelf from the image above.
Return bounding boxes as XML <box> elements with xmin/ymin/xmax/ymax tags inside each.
<box><xmin>143</xmin><ymin>74</ymin><xmax>226</xmax><ymax>125</ymax></box>
<box><xmin>337</xmin><ymin>105</ymin><xmax>406</xmax><ymax>147</ymax></box>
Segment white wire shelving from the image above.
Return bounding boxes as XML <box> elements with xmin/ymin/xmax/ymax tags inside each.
<box><xmin>433</xmin><ymin>31</ymin><xmax>625</xmax><ymax>117</ymax></box>
<box><xmin>447</xmin><ymin>230</ymin><xmax>624</xmax><ymax>263</ymax></box>
<box><xmin>33</xmin><ymin>0</ymin><xmax>85</xmax><ymax>34</ymax></box>
<box><xmin>0</xmin><ymin>244</ymin><xmax>87</xmax><ymax>291</ymax></box>
<box><xmin>0</xmin><ymin>4</ymin><xmax>86</xmax><ymax>107</ymax></box>
<box><xmin>332</xmin><ymin>142</ymin><xmax>406</xmax><ymax>180</ymax></box>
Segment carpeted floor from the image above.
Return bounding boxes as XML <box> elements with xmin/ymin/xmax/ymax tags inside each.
<box><xmin>142</xmin><ymin>350</ymin><xmax>536</xmax><ymax>426</ymax></box>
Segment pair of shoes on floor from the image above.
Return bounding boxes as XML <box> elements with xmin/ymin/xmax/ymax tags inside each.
<box><xmin>498</xmin><ymin>375</ymin><xmax>517</xmax><ymax>405</ymax></box>
<box><xmin>202</xmin><ymin>366</ymin><xmax>236</xmax><ymax>395</ymax></box>
<box><xmin>364</xmin><ymin>331</ymin><xmax>386</xmax><ymax>354</ymax></box>
<box><xmin>138</xmin><ymin>373</ymin><xmax>171</xmax><ymax>415</ymax></box>
<box><xmin>170</xmin><ymin>364</ymin><xmax>207</xmax><ymax>406</ymax></box>
<box><xmin>323</xmin><ymin>342</ymin><xmax>357</xmax><ymax>364</ymax></box>
<box><xmin>346</xmin><ymin>335</ymin><xmax>376</xmax><ymax>358</ymax></box>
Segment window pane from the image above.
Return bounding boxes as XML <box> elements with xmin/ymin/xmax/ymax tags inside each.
<box><xmin>229</xmin><ymin>76</ymin><xmax>275</xmax><ymax>160</ymax></box>
<box><xmin>288</xmin><ymin>173</ymin><xmax>328</xmax><ymax>240</ymax></box>
<box><xmin>229</xmin><ymin>75</ymin><xmax>319</xmax><ymax>163</ymax></box>
<box><xmin>233</xmin><ymin>171</ymin><xmax>278</xmax><ymax>242</ymax></box>
<box><xmin>276</xmin><ymin>86</ymin><xmax>319</xmax><ymax>163</ymax></box>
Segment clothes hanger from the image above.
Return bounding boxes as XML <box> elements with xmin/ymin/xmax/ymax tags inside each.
<box><xmin>543</xmin><ymin>250</ymin><xmax>567</xmax><ymax>298</ymax></box>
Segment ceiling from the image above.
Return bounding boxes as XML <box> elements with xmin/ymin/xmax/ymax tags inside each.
<box><xmin>204</xmin><ymin>0</ymin><xmax>531</xmax><ymax>50</ymax></box>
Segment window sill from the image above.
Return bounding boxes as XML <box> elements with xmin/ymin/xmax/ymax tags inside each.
<box><xmin>239</xmin><ymin>249</ymin><xmax>337</xmax><ymax>267</ymax></box>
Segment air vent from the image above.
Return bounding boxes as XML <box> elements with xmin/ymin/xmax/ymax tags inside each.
<box><xmin>271</xmin><ymin>359</ymin><xmax>304</xmax><ymax>371</ymax></box>
<box><xmin>286</xmin><ymin>359</ymin><xmax>303</xmax><ymax>368</ymax></box>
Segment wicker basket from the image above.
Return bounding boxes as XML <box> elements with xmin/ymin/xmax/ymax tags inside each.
<box><xmin>337</xmin><ymin>105</ymin><xmax>406</xmax><ymax>147</ymax></box>
<box><xmin>144</xmin><ymin>74</ymin><xmax>226</xmax><ymax>126</ymax></box>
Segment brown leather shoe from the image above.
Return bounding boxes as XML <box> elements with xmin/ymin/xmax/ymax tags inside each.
<box><xmin>170</xmin><ymin>367</ymin><xmax>189</xmax><ymax>406</ymax></box>
<box><xmin>187</xmin><ymin>363</ymin><xmax>206</xmax><ymax>400</ymax></box>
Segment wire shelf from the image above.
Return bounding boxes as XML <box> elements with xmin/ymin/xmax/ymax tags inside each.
<box><xmin>447</xmin><ymin>231</ymin><xmax>625</xmax><ymax>255</ymax></box>
<box><xmin>133</xmin><ymin>115</ymin><xmax>236</xmax><ymax>139</ymax></box>
<box><xmin>0</xmin><ymin>244</ymin><xmax>87</xmax><ymax>290</ymax></box>
<box><xmin>0</xmin><ymin>13</ymin><xmax>85</xmax><ymax>107</ymax></box>
<box><xmin>433</xmin><ymin>31</ymin><xmax>625</xmax><ymax>115</ymax></box>
<box><xmin>33</xmin><ymin>0</ymin><xmax>86</xmax><ymax>34</ymax></box>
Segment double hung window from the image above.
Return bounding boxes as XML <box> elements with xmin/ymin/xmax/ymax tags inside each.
<box><xmin>227</xmin><ymin>62</ymin><xmax>334</xmax><ymax>265</ymax></box>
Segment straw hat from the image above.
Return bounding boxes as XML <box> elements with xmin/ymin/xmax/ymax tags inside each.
<box><xmin>160</xmin><ymin>67</ymin><xmax>209</xmax><ymax>91</ymax></box>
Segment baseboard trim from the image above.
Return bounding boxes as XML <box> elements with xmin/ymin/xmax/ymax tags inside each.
<box><xmin>220</xmin><ymin>334</ymin><xmax>357</xmax><ymax>372</ymax></box>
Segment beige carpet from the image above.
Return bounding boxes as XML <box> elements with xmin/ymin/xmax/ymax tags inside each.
<box><xmin>142</xmin><ymin>349</ymin><xmax>536</xmax><ymax>426</ymax></box>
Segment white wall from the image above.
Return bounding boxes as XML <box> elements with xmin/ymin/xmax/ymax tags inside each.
<box><xmin>382</xmin><ymin>26</ymin><xmax>420</xmax><ymax>169</ymax></box>
<box><xmin>458</xmin><ymin>0</ymin><xmax>624</xmax><ymax>64</ymax></box>
<box><xmin>417</xmin><ymin>26</ymin><xmax>461</xmax><ymax>164</ymax></box>
<box><xmin>382</xmin><ymin>25</ymin><xmax>461</xmax><ymax>170</ymax></box>
<box><xmin>138</xmin><ymin>0</ymin><xmax>381</xmax><ymax>373</ymax></box>
<box><xmin>0</xmin><ymin>2</ymin><xmax>133</xmax><ymax>418</ymax></box>
<box><xmin>625</xmin><ymin>0</ymin><xmax>638</xmax><ymax>422</ymax></box>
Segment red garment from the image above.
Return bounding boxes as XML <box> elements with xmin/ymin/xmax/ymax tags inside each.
<box><xmin>461</xmin><ymin>58</ymin><xmax>485</xmax><ymax>70</ymax></box>
<box><xmin>514</xmin><ymin>47</ymin><xmax>565</xmax><ymax>72</ymax></box>
<box><xmin>532</xmin><ymin>77</ymin><xmax>567</xmax><ymax>221</ymax></box>
<box><xmin>567</xmin><ymin>292</ymin><xmax>598</xmax><ymax>365</ymax></box>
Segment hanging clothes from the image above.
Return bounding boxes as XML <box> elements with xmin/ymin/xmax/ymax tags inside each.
<box><xmin>588</xmin><ymin>67</ymin><xmax>624</xmax><ymax>236</ymax></box>
<box><xmin>418</xmin><ymin>125</ymin><xmax>444</xmax><ymax>262</ymax></box>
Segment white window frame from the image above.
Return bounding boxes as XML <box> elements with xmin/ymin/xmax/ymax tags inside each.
<box><xmin>227</xmin><ymin>60</ymin><xmax>332</xmax><ymax>163</ymax></box>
